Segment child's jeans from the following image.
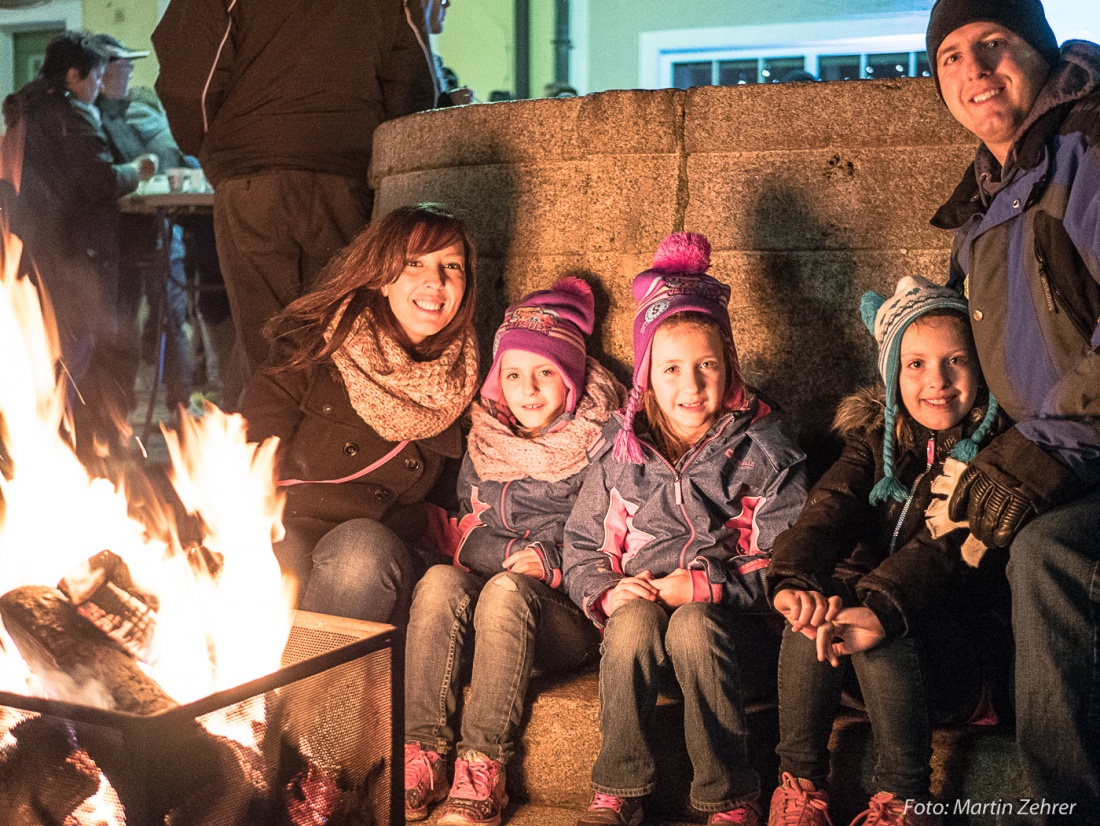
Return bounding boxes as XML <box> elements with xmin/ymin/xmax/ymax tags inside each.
<box><xmin>405</xmin><ymin>564</ymin><xmax>599</xmax><ymax>765</ymax></box>
<box><xmin>776</xmin><ymin>615</ymin><xmax>982</xmax><ymax>800</ymax></box>
<box><xmin>592</xmin><ymin>599</ymin><xmax>761</xmax><ymax>813</ymax></box>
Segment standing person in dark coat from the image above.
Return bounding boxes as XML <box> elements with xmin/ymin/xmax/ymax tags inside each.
<box><xmin>2</xmin><ymin>31</ymin><xmax>155</xmax><ymax>455</ymax></box>
<box><xmin>925</xmin><ymin>0</ymin><xmax>1100</xmax><ymax>819</ymax></box>
<box><xmin>152</xmin><ymin>0</ymin><xmax>439</xmax><ymax>406</ymax></box>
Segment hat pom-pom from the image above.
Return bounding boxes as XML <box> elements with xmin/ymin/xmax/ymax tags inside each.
<box><xmin>552</xmin><ymin>276</ymin><xmax>593</xmax><ymax>299</ymax></box>
<box><xmin>613</xmin><ymin>429</ymin><xmax>645</xmax><ymax>464</ymax></box>
<box><xmin>860</xmin><ymin>291</ymin><xmax>886</xmax><ymax>334</ymax></box>
<box><xmin>652</xmin><ymin>232</ymin><xmax>711</xmax><ymax>274</ymax></box>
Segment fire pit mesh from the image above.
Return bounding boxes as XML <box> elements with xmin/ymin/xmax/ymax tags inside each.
<box><xmin>0</xmin><ymin>611</ymin><xmax>399</xmax><ymax>826</ymax></box>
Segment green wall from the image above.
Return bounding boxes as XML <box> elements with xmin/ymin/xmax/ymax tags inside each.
<box><xmin>82</xmin><ymin>0</ymin><xmax>161</xmax><ymax>90</ymax></box>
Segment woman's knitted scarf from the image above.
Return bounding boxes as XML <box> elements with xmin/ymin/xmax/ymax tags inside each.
<box><xmin>467</xmin><ymin>358</ymin><xmax>627</xmax><ymax>483</ymax></box>
<box><xmin>329</xmin><ymin>304</ymin><xmax>479</xmax><ymax>441</ymax></box>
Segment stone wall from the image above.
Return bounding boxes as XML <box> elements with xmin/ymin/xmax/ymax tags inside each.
<box><xmin>371</xmin><ymin>78</ymin><xmax>977</xmax><ymax>463</ymax></box>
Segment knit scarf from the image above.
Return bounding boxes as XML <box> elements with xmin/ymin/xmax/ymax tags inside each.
<box><xmin>467</xmin><ymin>358</ymin><xmax>627</xmax><ymax>483</ymax></box>
<box><xmin>329</xmin><ymin>304</ymin><xmax>479</xmax><ymax>441</ymax></box>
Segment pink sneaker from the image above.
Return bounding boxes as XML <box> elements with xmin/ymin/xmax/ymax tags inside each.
<box><xmin>575</xmin><ymin>793</ymin><xmax>644</xmax><ymax>826</ymax></box>
<box><xmin>767</xmin><ymin>773</ymin><xmax>832</xmax><ymax>825</ymax></box>
<box><xmin>404</xmin><ymin>742</ymin><xmax>447</xmax><ymax>821</ymax></box>
<box><xmin>849</xmin><ymin>792</ymin><xmax>943</xmax><ymax>826</ymax></box>
<box><xmin>436</xmin><ymin>751</ymin><xmax>509</xmax><ymax>826</ymax></box>
<box><xmin>708</xmin><ymin>798</ymin><xmax>765</xmax><ymax>824</ymax></box>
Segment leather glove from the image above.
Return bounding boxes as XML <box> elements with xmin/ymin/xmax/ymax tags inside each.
<box><xmin>947</xmin><ymin>428</ymin><xmax>1086</xmax><ymax>549</ymax></box>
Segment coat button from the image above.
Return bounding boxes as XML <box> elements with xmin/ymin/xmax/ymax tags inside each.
<box><xmin>343</xmin><ymin>442</ymin><xmax>359</xmax><ymax>456</ymax></box>
<box><xmin>375</xmin><ymin>489</ymin><xmax>390</xmax><ymax>500</ymax></box>
<box><xmin>973</xmin><ymin>310</ymin><xmax>984</xmax><ymax>321</ymax></box>
<box><xmin>1012</xmin><ymin>199</ymin><xmax>1021</xmax><ymax>209</ymax></box>
<box><xmin>404</xmin><ymin>458</ymin><xmax>420</xmax><ymax>471</ymax></box>
<box><xmin>322</xmin><ymin>404</ymin><xmax>333</xmax><ymax>414</ymax></box>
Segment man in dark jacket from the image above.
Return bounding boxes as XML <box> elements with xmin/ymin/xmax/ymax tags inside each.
<box><xmin>151</xmin><ymin>0</ymin><xmax>439</xmax><ymax>405</ymax></box>
<box><xmin>927</xmin><ymin>0</ymin><xmax>1100</xmax><ymax>818</ymax></box>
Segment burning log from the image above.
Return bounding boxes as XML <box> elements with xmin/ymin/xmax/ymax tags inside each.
<box><xmin>0</xmin><ymin>585</ymin><xmax>261</xmax><ymax>824</ymax></box>
<box><xmin>0</xmin><ymin>715</ymin><xmax>101</xmax><ymax>825</ymax></box>
<box><xmin>57</xmin><ymin>550</ymin><xmax>159</xmax><ymax>661</ymax></box>
<box><xmin>0</xmin><ymin>585</ymin><xmax>174</xmax><ymax>714</ymax></box>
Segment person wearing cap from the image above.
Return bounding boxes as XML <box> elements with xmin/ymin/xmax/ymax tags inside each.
<box><xmin>926</xmin><ymin>0</ymin><xmax>1100</xmax><ymax>816</ymax></box>
<box><xmin>766</xmin><ymin>276</ymin><xmax>1010</xmax><ymax>826</ymax></box>
<box><xmin>2</xmin><ymin>31</ymin><xmax>155</xmax><ymax>460</ymax></box>
<box><xmin>92</xmin><ymin>33</ymin><xmax>197</xmax><ymax>416</ymax></box>
<box><xmin>403</xmin><ymin>278</ymin><xmax>624</xmax><ymax>826</ymax></box>
<box><xmin>152</xmin><ymin>0</ymin><xmax>439</xmax><ymax>407</ymax></box>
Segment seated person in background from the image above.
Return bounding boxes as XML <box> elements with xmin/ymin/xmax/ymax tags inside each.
<box><xmin>2</xmin><ymin>31</ymin><xmax>155</xmax><ymax>459</ymax></box>
<box><xmin>766</xmin><ymin>276</ymin><xmax>1011</xmax><ymax>826</ymax></box>
<box><xmin>93</xmin><ymin>33</ymin><xmax>196</xmax><ymax>416</ymax></box>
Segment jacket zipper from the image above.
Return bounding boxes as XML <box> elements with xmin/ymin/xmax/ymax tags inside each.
<box><xmin>1034</xmin><ymin>240</ymin><xmax>1058</xmax><ymax>313</ymax></box>
<box><xmin>499</xmin><ymin>481</ymin><xmax>512</xmax><ymax>531</ymax></box>
<box><xmin>889</xmin><ymin>437</ymin><xmax>935</xmax><ymax>554</ymax></box>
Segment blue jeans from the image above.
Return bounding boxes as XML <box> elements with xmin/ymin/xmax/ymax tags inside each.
<box><xmin>276</xmin><ymin>517</ymin><xmax>420</xmax><ymax>623</ymax></box>
<box><xmin>405</xmin><ymin>565</ymin><xmax>598</xmax><ymax>764</ymax></box>
<box><xmin>776</xmin><ymin>615</ymin><xmax>981</xmax><ymax>800</ymax></box>
<box><xmin>593</xmin><ymin>599</ymin><xmax>760</xmax><ymax>812</ymax></box>
<box><xmin>1009</xmin><ymin>487</ymin><xmax>1100</xmax><ymax>823</ymax></box>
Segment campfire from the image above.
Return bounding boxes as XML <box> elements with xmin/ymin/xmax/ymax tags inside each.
<box><xmin>0</xmin><ymin>226</ymin><xmax>399</xmax><ymax>824</ymax></box>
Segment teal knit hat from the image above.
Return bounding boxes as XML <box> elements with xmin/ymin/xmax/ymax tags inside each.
<box><xmin>860</xmin><ymin>275</ymin><xmax>999</xmax><ymax>505</ymax></box>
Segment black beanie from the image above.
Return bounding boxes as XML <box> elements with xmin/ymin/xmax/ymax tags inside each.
<box><xmin>926</xmin><ymin>0</ymin><xmax>1060</xmax><ymax>82</ymax></box>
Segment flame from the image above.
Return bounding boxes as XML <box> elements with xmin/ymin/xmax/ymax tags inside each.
<box><xmin>0</xmin><ymin>217</ymin><xmax>295</xmax><ymax>704</ymax></box>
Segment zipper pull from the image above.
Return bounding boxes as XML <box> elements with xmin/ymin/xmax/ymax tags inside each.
<box><xmin>1034</xmin><ymin>241</ymin><xmax>1058</xmax><ymax>313</ymax></box>
<box><xmin>674</xmin><ymin>476</ymin><xmax>683</xmax><ymax>505</ymax></box>
<box><xmin>926</xmin><ymin>436</ymin><xmax>935</xmax><ymax>469</ymax></box>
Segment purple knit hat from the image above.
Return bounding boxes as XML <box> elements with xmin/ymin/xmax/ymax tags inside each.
<box><xmin>613</xmin><ymin>232</ymin><xmax>745</xmax><ymax>463</ymax></box>
<box><xmin>481</xmin><ymin>277</ymin><xmax>595</xmax><ymax>415</ymax></box>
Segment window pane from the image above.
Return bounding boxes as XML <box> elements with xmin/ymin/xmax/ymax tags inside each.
<box><xmin>718</xmin><ymin>59</ymin><xmax>758</xmax><ymax>86</ymax></box>
<box><xmin>818</xmin><ymin>54</ymin><xmax>861</xmax><ymax>82</ymax></box>
<box><xmin>915</xmin><ymin>51</ymin><xmax>931</xmax><ymax>78</ymax></box>
<box><xmin>865</xmin><ymin>52</ymin><xmax>910</xmax><ymax>79</ymax></box>
<box><xmin>761</xmin><ymin>56</ymin><xmax>805</xmax><ymax>83</ymax></box>
<box><xmin>673</xmin><ymin>61</ymin><xmax>713</xmax><ymax>89</ymax></box>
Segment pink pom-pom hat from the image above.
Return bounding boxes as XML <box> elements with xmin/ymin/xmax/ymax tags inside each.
<box><xmin>613</xmin><ymin>232</ymin><xmax>745</xmax><ymax>463</ymax></box>
<box><xmin>481</xmin><ymin>276</ymin><xmax>595</xmax><ymax>416</ymax></box>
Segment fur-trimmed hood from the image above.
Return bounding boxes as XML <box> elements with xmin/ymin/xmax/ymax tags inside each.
<box><xmin>833</xmin><ymin>385</ymin><xmax>1001</xmax><ymax>451</ymax></box>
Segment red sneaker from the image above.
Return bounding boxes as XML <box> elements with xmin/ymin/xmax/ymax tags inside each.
<box><xmin>767</xmin><ymin>773</ymin><xmax>832</xmax><ymax>825</ymax></box>
<box><xmin>404</xmin><ymin>742</ymin><xmax>447</xmax><ymax>821</ymax></box>
<box><xmin>575</xmin><ymin>793</ymin><xmax>644</xmax><ymax>826</ymax></box>
<box><xmin>849</xmin><ymin>792</ymin><xmax>943</xmax><ymax>826</ymax></box>
<box><xmin>436</xmin><ymin>751</ymin><xmax>509</xmax><ymax>826</ymax></box>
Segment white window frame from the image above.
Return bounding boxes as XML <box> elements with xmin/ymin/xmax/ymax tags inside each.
<box><xmin>639</xmin><ymin>13</ymin><xmax>929</xmax><ymax>90</ymax></box>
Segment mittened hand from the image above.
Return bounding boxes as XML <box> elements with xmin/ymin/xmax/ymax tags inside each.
<box><xmin>948</xmin><ymin>464</ymin><xmax>1035</xmax><ymax>549</ymax></box>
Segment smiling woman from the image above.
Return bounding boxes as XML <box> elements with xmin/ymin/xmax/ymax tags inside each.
<box><xmin>239</xmin><ymin>204</ymin><xmax>480</xmax><ymax>624</ymax></box>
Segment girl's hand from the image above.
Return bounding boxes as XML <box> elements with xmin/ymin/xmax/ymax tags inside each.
<box><xmin>815</xmin><ymin>607</ymin><xmax>886</xmax><ymax>667</ymax></box>
<box><xmin>606</xmin><ymin>571</ymin><xmax>658</xmax><ymax>615</ymax></box>
<box><xmin>650</xmin><ymin>568</ymin><xmax>694</xmax><ymax>608</ymax></box>
<box><xmin>773</xmin><ymin>589</ymin><xmax>841</xmax><ymax>638</ymax></box>
<box><xmin>502</xmin><ymin>547</ymin><xmax>546</xmax><ymax>580</ymax></box>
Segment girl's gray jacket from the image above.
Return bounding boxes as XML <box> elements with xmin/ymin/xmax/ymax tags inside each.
<box><xmin>451</xmin><ymin>454</ymin><xmax>584</xmax><ymax>589</ymax></box>
<box><xmin>563</xmin><ymin>394</ymin><xmax>808</xmax><ymax>627</ymax></box>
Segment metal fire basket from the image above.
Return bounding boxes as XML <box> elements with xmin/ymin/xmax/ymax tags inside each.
<box><xmin>0</xmin><ymin>611</ymin><xmax>402</xmax><ymax>826</ymax></box>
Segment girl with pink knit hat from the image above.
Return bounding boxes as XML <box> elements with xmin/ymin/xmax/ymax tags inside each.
<box><xmin>563</xmin><ymin>233</ymin><xmax>808</xmax><ymax>826</ymax></box>
<box><xmin>404</xmin><ymin>277</ymin><xmax>626</xmax><ymax>826</ymax></box>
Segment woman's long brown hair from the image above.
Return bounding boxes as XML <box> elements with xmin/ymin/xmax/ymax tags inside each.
<box><xmin>264</xmin><ymin>203</ymin><xmax>477</xmax><ymax>370</ymax></box>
